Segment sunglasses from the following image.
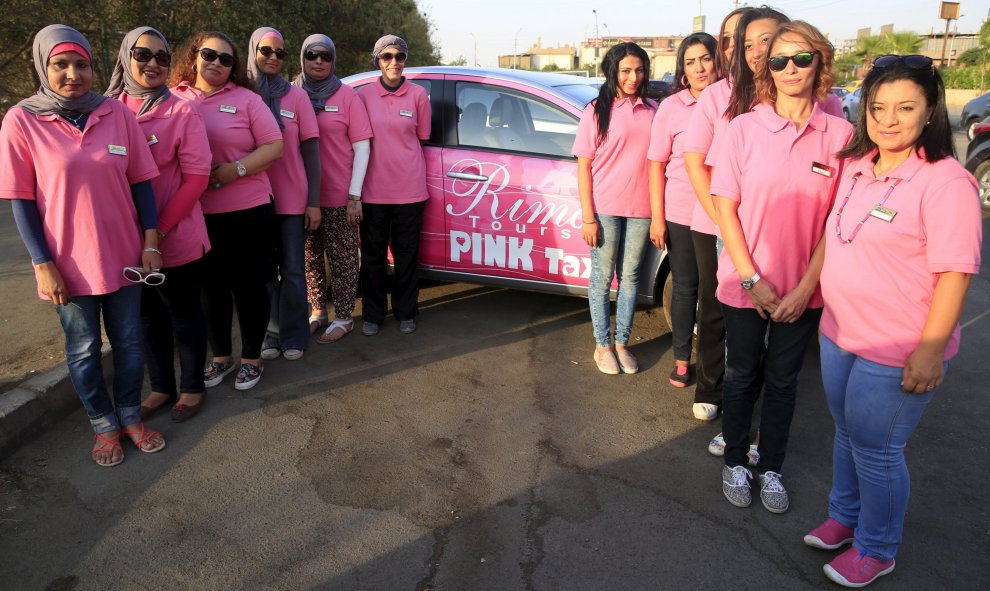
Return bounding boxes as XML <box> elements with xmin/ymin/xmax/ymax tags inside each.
<box><xmin>872</xmin><ymin>54</ymin><xmax>934</xmax><ymax>70</ymax></box>
<box><xmin>123</xmin><ymin>266</ymin><xmax>165</xmax><ymax>286</ymax></box>
<box><xmin>257</xmin><ymin>46</ymin><xmax>288</xmax><ymax>60</ymax></box>
<box><xmin>198</xmin><ymin>47</ymin><xmax>235</xmax><ymax>68</ymax></box>
<box><xmin>131</xmin><ymin>47</ymin><xmax>171</xmax><ymax>67</ymax></box>
<box><xmin>304</xmin><ymin>50</ymin><xmax>333</xmax><ymax>62</ymax></box>
<box><xmin>379</xmin><ymin>52</ymin><xmax>407</xmax><ymax>63</ymax></box>
<box><xmin>767</xmin><ymin>51</ymin><xmax>817</xmax><ymax>72</ymax></box>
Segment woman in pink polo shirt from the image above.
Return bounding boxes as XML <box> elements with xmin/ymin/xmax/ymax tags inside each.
<box><xmin>805</xmin><ymin>56</ymin><xmax>981</xmax><ymax>588</ymax></box>
<box><xmin>0</xmin><ymin>24</ymin><xmax>165</xmax><ymax>466</ymax></box>
<box><xmin>246</xmin><ymin>27</ymin><xmax>321</xmax><ymax>363</ymax></box>
<box><xmin>170</xmin><ymin>31</ymin><xmax>283</xmax><ymax>391</ymax></box>
<box><xmin>572</xmin><ymin>42</ymin><xmax>656</xmax><ymax>375</ymax></box>
<box><xmin>356</xmin><ymin>34</ymin><xmax>431</xmax><ymax>336</ymax></box>
<box><xmin>106</xmin><ymin>26</ymin><xmax>213</xmax><ymax>424</ymax></box>
<box><xmin>648</xmin><ymin>32</ymin><xmax>718</xmax><ymax>389</ymax></box>
<box><xmin>711</xmin><ymin>21</ymin><xmax>852</xmax><ymax>514</ymax></box>
<box><xmin>294</xmin><ymin>34</ymin><xmax>372</xmax><ymax>344</ymax></box>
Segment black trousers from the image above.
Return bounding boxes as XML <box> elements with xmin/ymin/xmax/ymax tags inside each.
<box><xmin>690</xmin><ymin>230</ymin><xmax>724</xmax><ymax>405</ymax></box>
<box><xmin>721</xmin><ymin>304</ymin><xmax>822</xmax><ymax>474</ymax></box>
<box><xmin>202</xmin><ymin>203</ymin><xmax>273</xmax><ymax>359</ymax></box>
<box><xmin>142</xmin><ymin>257</ymin><xmax>208</xmax><ymax>394</ymax></box>
<box><xmin>666</xmin><ymin>221</ymin><xmax>699</xmax><ymax>362</ymax></box>
<box><xmin>359</xmin><ymin>201</ymin><xmax>426</xmax><ymax>324</ymax></box>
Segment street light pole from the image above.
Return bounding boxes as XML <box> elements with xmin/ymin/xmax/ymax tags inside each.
<box><xmin>593</xmin><ymin>9</ymin><xmax>600</xmax><ymax>77</ymax></box>
<box><xmin>514</xmin><ymin>28</ymin><xmax>523</xmax><ymax>69</ymax></box>
<box><xmin>470</xmin><ymin>32</ymin><xmax>477</xmax><ymax>67</ymax></box>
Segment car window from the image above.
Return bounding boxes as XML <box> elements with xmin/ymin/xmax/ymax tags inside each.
<box><xmin>409</xmin><ymin>78</ymin><xmax>431</xmax><ymax>98</ymax></box>
<box><xmin>455</xmin><ymin>81</ymin><xmax>577</xmax><ymax>158</ymax></box>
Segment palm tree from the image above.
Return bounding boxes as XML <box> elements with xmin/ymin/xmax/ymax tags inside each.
<box><xmin>881</xmin><ymin>31</ymin><xmax>923</xmax><ymax>55</ymax></box>
<box><xmin>854</xmin><ymin>36</ymin><xmax>887</xmax><ymax>73</ymax></box>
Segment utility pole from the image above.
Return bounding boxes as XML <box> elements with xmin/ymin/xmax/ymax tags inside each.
<box><xmin>593</xmin><ymin>9</ymin><xmax>600</xmax><ymax>77</ymax></box>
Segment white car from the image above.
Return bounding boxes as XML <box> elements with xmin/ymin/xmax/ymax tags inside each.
<box><xmin>841</xmin><ymin>87</ymin><xmax>862</xmax><ymax>122</ymax></box>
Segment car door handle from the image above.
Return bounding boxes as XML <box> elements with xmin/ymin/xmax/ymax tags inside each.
<box><xmin>447</xmin><ymin>171</ymin><xmax>489</xmax><ymax>181</ymax></box>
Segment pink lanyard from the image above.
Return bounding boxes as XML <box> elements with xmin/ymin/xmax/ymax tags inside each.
<box><xmin>834</xmin><ymin>172</ymin><xmax>901</xmax><ymax>244</ymax></box>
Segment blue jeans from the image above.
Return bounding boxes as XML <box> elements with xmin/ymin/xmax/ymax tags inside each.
<box><xmin>55</xmin><ymin>286</ymin><xmax>144</xmax><ymax>434</ymax></box>
<box><xmin>588</xmin><ymin>214</ymin><xmax>651</xmax><ymax>347</ymax></box>
<box><xmin>820</xmin><ymin>335</ymin><xmax>941</xmax><ymax>562</ymax></box>
<box><xmin>265</xmin><ymin>214</ymin><xmax>310</xmax><ymax>351</ymax></box>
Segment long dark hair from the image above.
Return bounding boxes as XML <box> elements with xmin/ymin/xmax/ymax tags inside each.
<box><xmin>726</xmin><ymin>5</ymin><xmax>789</xmax><ymax>120</ymax></box>
<box><xmin>838</xmin><ymin>61</ymin><xmax>954</xmax><ymax>162</ymax></box>
<box><xmin>168</xmin><ymin>31</ymin><xmax>253</xmax><ymax>92</ymax></box>
<box><xmin>593</xmin><ymin>42</ymin><xmax>651</xmax><ymax>144</ymax></box>
<box><xmin>716</xmin><ymin>7</ymin><xmax>753</xmax><ymax>79</ymax></box>
<box><xmin>673</xmin><ymin>33</ymin><xmax>719</xmax><ymax>94</ymax></box>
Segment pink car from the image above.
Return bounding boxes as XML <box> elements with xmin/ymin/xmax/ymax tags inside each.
<box><xmin>345</xmin><ymin>67</ymin><xmax>673</xmax><ymax>325</ymax></box>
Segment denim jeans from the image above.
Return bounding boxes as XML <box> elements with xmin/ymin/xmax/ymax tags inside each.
<box><xmin>588</xmin><ymin>214</ymin><xmax>651</xmax><ymax>347</ymax></box>
<box><xmin>55</xmin><ymin>285</ymin><xmax>144</xmax><ymax>434</ymax></box>
<box><xmin>265</xmin><ymin>214</ymin><xmax>310</xmax><ymax>351</ymax></box>
<box><xmin>820</xmin><ymin>335</ymin><xmax>941</xmax><ymax>562</ymax></box>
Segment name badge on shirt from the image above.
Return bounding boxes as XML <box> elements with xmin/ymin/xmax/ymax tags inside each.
<box><xmin>870</xmin><ymin>205</ymin><xmax>897</xmax><ymax>223</ymax></box>
<box><xmin>219</xmin><ymin>104</ymin><xmax>237</xmax><ymax>114</ymax></box>
<box><xmin>811</xmin><ymin>162</ymin><xmax>833</xmax><ymax>177</ymax></box>
<box><xmin>279</xmin><ymin>109</ymin><xmax>295</xmax><ymax>119</ymax></box>
<box><xmin>108</xmin><ymin>144</ymin><xmax>127</xmax><ymax>156</ymax></box>
<box><xmin>324</xmin><ymin>105</ymin><xmax>339</xmax><ymax>113</ymax></box>
<box><xmin>399</xmin><ymin>109</ymin><xmax>413</xmax><ymax>118</ymax></box>
<box><xmin>147</xmin><ymin>134</ymin><xmax>159</xmax><ymax>146</ymax></box>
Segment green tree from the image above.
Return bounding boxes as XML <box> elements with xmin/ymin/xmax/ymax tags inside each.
<box><xmin>880</xmin><ymin>31</ymin><xmax>923</xmax><ymax>55</ymax></box>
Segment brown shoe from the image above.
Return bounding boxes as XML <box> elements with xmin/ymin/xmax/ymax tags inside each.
<box><xmin>139</xmin><ymin>392</ymin><xmax>177</xmax><ymax>421</ymax></box>
<box><xmin>171</xmin><ymin>391</ymin><xmax>206</xmax><ymax>423</ymax></box>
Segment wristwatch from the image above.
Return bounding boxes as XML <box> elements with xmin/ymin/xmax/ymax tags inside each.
<box><xmin>741</xmin><ymin>273</ymin><xmax>761</xmax><ymax>290</ymax></box>
<box><xmin>235</xmin><ymin>160</ymin><xmax>247</xmax><ymax>177</ymax></box>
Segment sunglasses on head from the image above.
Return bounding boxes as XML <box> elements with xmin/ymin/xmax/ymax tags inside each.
<box><xmin>767</xmin><ymin>51</ymin><xmax>817</xmax><ymax>72</ymax></box>
<box><xmin>198</xmin><ymin>47</ymin><xmax>234</xmax><ymax>67</ymax></box>
<box><xmin>131</xmin><ymin>47</ymin><xmax>171</xmax><ymax>67</ymax></box>
<box><xmin>257</xmin><ymin>46</ymin><xmax>288</xmax><ymax>60</ymax></box>
<box><xmin>123</xmin><ymin>266</ymin><xmax>165</xmax><ymax>286</ymax></box>
<box><xmin>872</xmin><ymin>54</ymin><xmax>933</xmax><ymax>70</ymax></box>
<box><xmin>304</xmin><ymin>50</ymin><xmax>333</xmax><ymax>62</ymax></box>
<box><xmin>379</xmin><ymin>52</ymin><xmax>407</xmax><ymax>63</ymax></box>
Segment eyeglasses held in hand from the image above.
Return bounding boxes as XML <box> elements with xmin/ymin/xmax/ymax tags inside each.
<box><xmin>123</xmin><ymin>266</ymin><xmax>165</xmax><ymax>286</ymax></box>
<box><xmin>257</xmin><ymin>46</ymin><xmax>289</xmax><ymax>60</ymax></box>
<box><xmin>767</xmin><ymin>51</ymin><xmax>817</xmax><ymax>72</ymax></box>
<box><xmin>304</xmin><ymin>51</ymin><xmax>333</xmax><ymax>62</ymax></box>
<box><xmin>131</xmin><ymin>47</ymin><xmax>171</xmax><ymax>67</ymax></box>
<box><xmin>379</xmin><ymin>52</ymin><xmax>407</xmax><ymax>63</ymax></box>
<box><xmin>872</xmin><ymin>54</ymin><xmax>934</xmax><ymax>71</ymax></box>
<box><xmin>198</xmin><ymin>47</ymin><xmax>235</xmax><ymax>68</ymax></box>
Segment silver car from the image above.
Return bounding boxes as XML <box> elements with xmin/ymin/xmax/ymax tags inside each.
<box><xmin>842</xmin><ymin>87</ymin><xmax>862</xmax><ymax>122</ymax></box>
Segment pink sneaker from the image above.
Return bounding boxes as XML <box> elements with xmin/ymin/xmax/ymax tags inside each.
<box><xmin>823</xmin><ymin>547</ymin><xmax>895</xmax><ymax>588</ymax></box>
<box><xmin>804</xmin><ymin>518</ymin><xmax>855</xmax><ymax>550</ymax></box>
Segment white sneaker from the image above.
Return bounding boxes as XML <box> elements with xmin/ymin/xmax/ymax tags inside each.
<box><xmin>708</xmin><ymin>432</ymin><xmax>725</xmax><ymax>456</ymax></box>
<box><xmin>747</xmin><ymin>444</ymin><xmax>760</xmax><ymax>468</ymax></box>
<box><xmin>283</xmin><ymin>348</ymin><xmax>304</xmax><ymax>361</ymax></box>
<box><xmin>261</xmin><ymin>347</ymin><xmax>281</xmax><ymax>360</ymax></box>
<box><xmin>693</xmin><ymin>403</ymin><xmax>718</xmax><ymax>421</ymax></box>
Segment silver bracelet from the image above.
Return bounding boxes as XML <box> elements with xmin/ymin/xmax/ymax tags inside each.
<box><xmin>143</xmin><ymin>247</ymin><xmax>162</xmax><ymax>255</ymax></box>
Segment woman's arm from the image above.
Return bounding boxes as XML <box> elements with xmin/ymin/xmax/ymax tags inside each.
<box><xmin>715</xmin><ymin>195</ymin><xmax>780</xmax><ymax>318</ymax></box>
<box><xmin>577</xmin><ymin>156</ymin><xmax>597</xmax><ymax>247</ymax></box>
<box><xmin>11</xmin><ymin>199</ymin><xmax>68</xmax><ymax>304</ymax></box>
<box><xmin>648</xmin><ymin>160</ymin><xmax>667</xmax><ymax>249</ymax></box>
<box><xmin>901</xmin><ymin>272</ymin><xmax>972</xmax><ymax>394</ymax></box>
<box><xmin>346</xmin><ymin>139</ymin><xmax>371</xmax><ymax>226</ymax></box>
<box><xmin>211</xmin><ymin>140</ymin><xmax>284</xmax><ymax>187</ymax></box>
<box><xmin>156</xmin><ymin>173</ymin><xmax>209</xmax><ymax>236</ymax></box>
<box><xmin>684</xmin><ymin>152</ymin><xmax>719</xmax><ymax>225</ymax></box>
<box><xmin>771</xmin><ymin>233</ymin><xmax>825</xmax><ymax>323</ymax></box>
<box><xmin>131</xmin><ymin>180</ymin><xmax>163</xmax><ymax>272</ymax></box>
<box><xmin>301</xmin><ymin>137</ymin><xmax>321</xmax><ymax>230</ymax></box>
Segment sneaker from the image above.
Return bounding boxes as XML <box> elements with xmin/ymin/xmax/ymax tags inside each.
<box><xmin>805</xmin><ymin>518</ymin><xmax>855</xmax><ymax>550</ymax></box>
<box><xmin>615</xmin><ymin>348</ymin><xmax>638</xmax><ymax>374</ymax></box>
<box><xmin>399</xmin><ymin>319</ymin><xmax>417</xmax><ymax>334</ymax></box>
<box><xmin>747</xmin><ymin>444</ymin><xmax>760</xmax><ymax>468</ymax></box>
<box><xmin>693</xmin><ymin>403</ymin><xmax>718</xmax><ymax>421</ymax></box>
<box><xmin>758</xmin><ymin>471</ymin><xmax>789</xmax><ymax>513</ymax></box>
<box><xmin>261</xmin><ymin>347</ymin><xmax>281</xmax><ymax>360</ymax></box>
<box><xmin>362</xmin><ymin>321</ymin><xmax>380</xmax><ymax>336</ymax></box>
<box><xmin>203</xmin><ymin>361</ymin><xmax>235</xmax><ymax>388</ymax></box>
<box><xmin>669</xmin><ymin>365</ymin><xmax>689</xmax><ymax>387</ymax></box>
<box><xmin>283</xmin><ymin>348</ymin><xmax>304</xmax><ymax>361</ymax></box>
<box><xmin>823</xmin><ymin>547</ymin><xmax>895</xmax><ymax>588</ymax></box>
<box><xmin>722</xmin><ymin>465</ymin><xmax>752</xmax><ymax>508</ymax></box>
<box><xmin>234</xmin><ymin>363</ymin><xmax>264</xmax><ymax>391</ymax></box>
<box><xmin>708</xmin><ymin>432</ymin><xmax>725</xmax><ymax>456</ymax></box>
<box><xmin>593</xmin><ymin>348</ymin><xmax>620</xmax><ymax>375</ymax></box>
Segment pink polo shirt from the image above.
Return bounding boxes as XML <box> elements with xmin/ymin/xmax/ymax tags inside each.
<box><xmin>122</xmin><ymin>94</ymin><xmax>213</xmax><ymax>268</ymax></box>
<box><xmin>0</xmin><ymin>100</ymin><xmax>159</xmax><ymax>298</ymax></box>
<box><xmin>315</xmin><ymin>84</ymin><xmax>373</xmax><ymax>207</ymax></box>
<box><xmin>682</xmin><ymin>78</ymin><xmax>732</xmax><ymax>235</ymax></box>
<box><xmin>822</xmin><ymin>93</ymin><xmax>843</xmax><ymax>118</ymax></box>
<box><xmin>710</xmin><ymin>102</ymin><xmax>853</xmax><ymax>310</ymax></box>
<box><xmin>172</xmin><ymin>81</ymin><xmax>282</xmax><ymax>214</ymax></box>
<box><xmin>572</xmin><ymin>97</ymin><xmax>657</xmax><ymax>218</ymax></box>
<box><xmin>357</xmin><ymin>79</ymin><xmax>431</xmax><ymax>204</ymax></box>
<box><xmin>266</xmin><ymin>85</ymin><xmax>319</xmax><ymax>215</ymax></box>
<box><xmin>820</xmin><ymin>152</ymin><xmax>982</xmax><ymax>366</ymax></box>
<box><xmin>648</xmin><ymin>88</ymin><xmax>699</xmax><ymax>226</ymax></box>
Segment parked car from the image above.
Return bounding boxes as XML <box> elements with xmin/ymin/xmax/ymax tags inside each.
<box><xmin>960</xmin><ymin>91</ymin><xmax>990</xmax><ymax>140</ymax></box>
<box><xmin>343</xmin><ymin>67</ymin><xmax>673</xmax><ymax>323</ymax></box>
<box><xmin>830</xmin><ymin>86</ymin><xmax>848</xmax><ymax>100</ymax></box>
<box><xmin>964</xmin><ymin>116</ymin><xmax>990</xmax><ymax>213</ymax></box>
<box><xmin>841</xmin><ymin>86</ymin><xmax>862</xmax><ymax>122</ymax></box>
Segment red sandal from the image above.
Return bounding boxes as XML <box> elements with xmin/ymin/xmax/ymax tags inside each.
<box><xmin>121</xmin><ymin>423</ymin><xmax>166</xmax><ymax>454</ymax></box>
<box><xmin>92</xmin><ymin>431</ymin><xmax>124</xmax><ymax>467</ymax></box>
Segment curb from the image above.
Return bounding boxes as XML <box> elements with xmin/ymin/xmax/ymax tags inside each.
<box><xmin>0</xmin><ymin>346</ymin><xmax>111</xmax><ymax>459</ymax></box>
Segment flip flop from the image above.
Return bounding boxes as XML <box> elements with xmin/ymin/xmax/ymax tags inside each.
<box><xmin>318</xmin><ymin>319</ymin><xmax>354</xmax><ymax>344</ymax></box>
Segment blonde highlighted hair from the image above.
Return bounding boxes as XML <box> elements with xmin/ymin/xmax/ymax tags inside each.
<box><xmin>754</xmin><ymin>21</ymin><xmax>835</xmax><ymax>104</ymax></box>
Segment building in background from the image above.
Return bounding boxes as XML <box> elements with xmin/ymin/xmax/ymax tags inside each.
<box><xmin>578</xmin><ymin>35</ymin><xmax>683</xmax><ymax>79</ymax></box>
<box><xmin>498</xmin><ymin>39</ymin><xmax>577</xmax><ymax>70</ymax></box>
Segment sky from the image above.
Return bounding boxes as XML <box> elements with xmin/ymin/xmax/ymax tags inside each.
<box><xmin>418</xmin><ymin>0</ymin><xmax>989</xmax><ymax>66</ymax></box>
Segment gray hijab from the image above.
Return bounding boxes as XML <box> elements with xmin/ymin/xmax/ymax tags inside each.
<box><xmin>372</xmin><ymin>34</ymin><xmax>409</xmax><ymax>68</ymax></box>
<box><xmin>247</xmin><ymin>26</ymin><xmax>292</xmax><ymax>130</ymax></box>
<box><xmin>16</xmin><ymin>24</ymin><xmax>106</xmax><ymax>116</ymax></box>
<box><xmin>292</xmin><ymin>34</ymin><xmax>342</xmax><ymax>111</ymax></box>
<box><xmin>104</xmin><ymin>26</ymin><xmax>171</xmax><ymax>116</ymax></box>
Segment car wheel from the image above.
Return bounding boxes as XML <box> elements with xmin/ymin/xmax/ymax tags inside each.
<box><xmin>967</xmin><ymin>118</ymin><xmax>980</xmax><ymax>141</ymax></box>
<box><xmin>660</xmin><ymin>271</ymin><xmax>673</xmax><ymax>331</ymax></box>
<box><xmin>844</xmin><ymin>107</ymin><xmax>851</xmax><ymax>122</ymax></box>
<box><xmin>974</xmin><ymin>159</ymin><xmax>990</xmax><ymax>213</ymax></box>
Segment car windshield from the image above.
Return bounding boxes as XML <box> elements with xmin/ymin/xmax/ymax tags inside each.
<box><xmin>554</xmin><ymin>83</ymin><xmax>599</xmax><ymax>107</ymax></box>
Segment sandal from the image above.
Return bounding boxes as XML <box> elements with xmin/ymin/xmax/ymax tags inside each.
<box><xmin>92</xmin><ymin>431</ymin><xmax>124</xmax><ymax>467</ymax></box>
<box><xmin>318</xmin><ymin>319</ymin><xmax>354</xmax><ymax>344</ymax></box>
<box><xmin>121</xmin><ymin>423</ymin><xmax>166</xmax><ymax>454</ymax></box>
<box><xmin>309</xmin><ymin>312</ymin><xmax>328</xmax><ymax>335</ymax></box>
